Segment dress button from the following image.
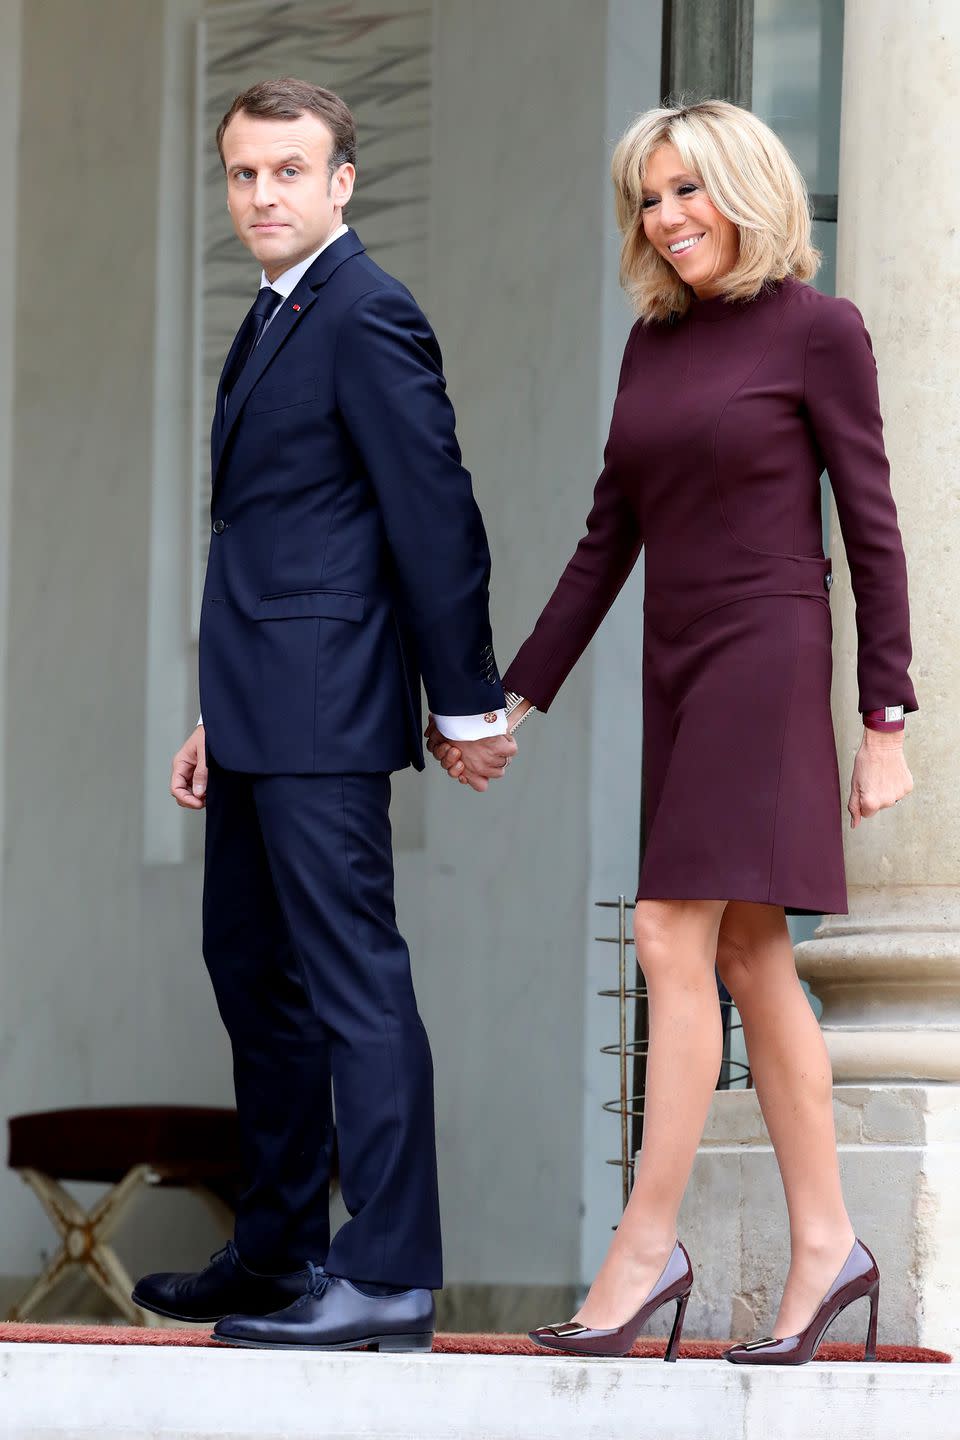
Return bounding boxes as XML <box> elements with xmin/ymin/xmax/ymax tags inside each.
<box><xmin>824</xmin><ymin>571</ymin><xmax>833</xmax><ymax>590</ymax></box>
<box><xmin>213</xmin><ymin>519</ymin><xmax>225</xmax><ymax>535</ymax></box>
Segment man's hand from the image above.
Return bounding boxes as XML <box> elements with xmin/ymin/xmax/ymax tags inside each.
<box><xmin>171</xmin><ymin>725</ymin><xmax>208</xmax><ymax>810</ymax></box>
<box><xmin>424</xmin><ymin>718</ymin><xmax>517</xmax><ymax>793</ymax></box>
<box><xmin>848</xmin><ymin>729</ymin><xmax>913</xmax><ymax>828</ymax></box>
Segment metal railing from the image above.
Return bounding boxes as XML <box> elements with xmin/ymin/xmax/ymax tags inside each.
<box><xmin>597</xmin><ymin>895</ymin><xmax>751</xmax><ymax>1210</ymax></box>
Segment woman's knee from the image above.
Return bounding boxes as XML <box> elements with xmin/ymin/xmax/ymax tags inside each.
<box><xmin>715</xmin><ymin>927</ymin><xmax>753</xmax><ymax>995</ymax></box>
<box><xmin>715</xmin><ymin>904</ymin><xmax>789</xmax><ymax>996</ymax></box>
<box><xmin>633</xmin><ymin>898</ymin><xmax>721</xmax><ymax>983</ymax></box>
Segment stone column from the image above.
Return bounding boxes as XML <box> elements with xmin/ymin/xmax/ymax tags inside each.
<box><xmin>794</xmin><ymin>0</ymin><xmax>960</xmax><ymax>1084</ymax></box>
<box><xmin>791</xmin><ymin>0</ymin><xmax>960</xmax><ymax>1350</ymax></box>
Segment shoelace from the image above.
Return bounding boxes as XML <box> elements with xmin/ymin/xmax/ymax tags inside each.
<box><xmin>306</xmin><ymin>1261</ymin><xmax>330</xmax><ymax>1297</ymax></box>
<box><xmin>211</xmin><ymin>1241</ymin><xmax>327</xmax><ymax>1297</ymax></box>
<box><xmin>210</xmin><ymin>1241</ymin><xmax>239</xmax><ymax>1267</ymax></box>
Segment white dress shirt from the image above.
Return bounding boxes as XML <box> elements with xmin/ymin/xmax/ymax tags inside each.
<box><xmin>199</xmin><ymin>225</ymin><xmax>507</xmax><ymax>743</ymax></box>
<box><xmin>257</xmin><ymin>223</ymin><xmax>349</xmax><ymax>321</ymax></box>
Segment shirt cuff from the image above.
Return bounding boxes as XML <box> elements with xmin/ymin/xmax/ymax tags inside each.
<box><xmin>433</xmin><ymin>710</ymin><xmax>508</xmax><ymax>741</ymax></box>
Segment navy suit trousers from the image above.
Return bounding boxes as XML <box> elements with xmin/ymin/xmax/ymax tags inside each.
<box><xmin>202</xmin><ymin>754</ymin><xmax>442</xmax><ymax>1289</ymax></box>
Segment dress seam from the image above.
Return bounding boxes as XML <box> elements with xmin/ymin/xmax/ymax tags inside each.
<box><xmin>767</xmin><ymin>597</ymin><xmax>801</xmax><ymax>902</ymax></box>
<box><xmin>800</xmin><ymin>306</ymin><xmax>822</xmax><ymax>411</ymax></box>
<box><xmin>709</xmin><ymin>291</ymin><xmax>799</xmax><ymax>557</ymax></box>
<box><xmin>661</xmin><ymin>588</ymin><xmax>828</xmax><ymax>643</ymax></box>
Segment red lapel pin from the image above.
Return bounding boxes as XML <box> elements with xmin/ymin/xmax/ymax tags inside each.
<box><xmin>292</xmin><ymin>303</ymin><xmax>301</xmax><ymax>312</ymax></box>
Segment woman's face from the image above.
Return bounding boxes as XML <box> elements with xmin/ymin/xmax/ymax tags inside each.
<box><xmin>640</xmin><ymin>142</ymin><xmax>739</xmax><ymax>297</ymax></box>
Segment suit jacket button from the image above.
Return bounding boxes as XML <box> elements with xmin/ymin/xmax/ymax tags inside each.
<box><xmin>484</xmin><ymin>712</ymin><xmax>497</xmax><ymax>724</ymax></box>
<box><xmin>213</xmin><ymin>519</ymin><xmax>226</xmax><ymax>535</ymax></box>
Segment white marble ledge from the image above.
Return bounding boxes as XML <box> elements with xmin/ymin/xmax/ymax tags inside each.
<box><xmin>0</xmin><ymin>1343</ymin><xmax>956</xmax><ymax>1440</ymax></box>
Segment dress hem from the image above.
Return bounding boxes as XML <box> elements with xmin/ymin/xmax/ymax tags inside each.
<box><xmin>634</xmin><ymin>885</ymin><xmax>846</xmax><ymax>918</ymax></box>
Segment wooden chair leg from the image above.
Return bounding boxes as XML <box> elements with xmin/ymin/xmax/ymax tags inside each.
<box><xmin>86</xmin><ymin>1163</ymin><xmax>154</xmax><ymax>1242</ymax></box>
<box><xmin>8</xmin><ymin>1165</ymin><xmax>154</xmax><ymax>1325</ymax></box>
<box><xmin>6</xmin><ymin>1243</ymin><xmax>73</xmax><ymax>1322</ymax></box>
<box><xmin>17</xmin><ymin>1167</ymin><xmax>88</xmax><ymax>1234</ymax></box>
<box><xmin>86</xmin><ymin>1239</ymin><xmax>155</xmax><ymax>1327</ymax></box>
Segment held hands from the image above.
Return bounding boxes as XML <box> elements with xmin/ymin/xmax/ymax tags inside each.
<box><xmin>171</xmin><ymin>725</ymin><xmax>208</xmax><ymax>810</ymax></box>
<box><xmin>424</xmin><ymin>718</ymin><xmax>517</xmax><ymax>793</ymax></box>
<box><xmin>848</xmin><ymin>728</ymin><xmax>913</xmax><ymax>828</ymax></box>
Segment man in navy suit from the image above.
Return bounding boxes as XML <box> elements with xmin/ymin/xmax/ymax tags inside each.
<box><xmin>132</xmin><ymin>78</ymin><xmax>516</xmax><ymax>1352</ymax></box>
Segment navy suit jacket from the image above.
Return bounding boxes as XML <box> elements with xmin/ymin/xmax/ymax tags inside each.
<box><xmin>199</xmin><ymin>229</ymin><xmax>504</xmax><ymax>773</ymax></box>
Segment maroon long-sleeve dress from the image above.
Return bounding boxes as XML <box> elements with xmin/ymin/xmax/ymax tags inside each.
<box><xmin>503</xmin><ymin>277</ymin><xmax>917</xmax><ymax>915</ymax></box>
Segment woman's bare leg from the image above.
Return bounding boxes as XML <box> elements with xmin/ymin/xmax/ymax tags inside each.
<box><xmin>716</xmin><ymin>901</ymin><xmax>856</xmax><ymax>1338</ymax></box>
<box><xmin>574</xmin><ymin>897</ymin><xmax>726</xmax><ymax>1328</ymax></box>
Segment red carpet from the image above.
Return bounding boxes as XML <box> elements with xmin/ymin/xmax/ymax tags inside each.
<box><xmin>0</xmin><ymin>1322</ymin><xmax>950</xmax><ymax>1362</ymax></box>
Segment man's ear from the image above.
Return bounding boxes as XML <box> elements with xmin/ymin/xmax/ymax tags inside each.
<box><xmin>333</xmin><ymin>163</ymin><xmax>356</xmax><ymax>209</ymax></box>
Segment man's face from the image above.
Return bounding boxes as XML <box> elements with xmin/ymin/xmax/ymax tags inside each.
<box><xmin>222</xmin><ymin>110</ymin><xmax>355</xmax><ymax>281</ymax></box>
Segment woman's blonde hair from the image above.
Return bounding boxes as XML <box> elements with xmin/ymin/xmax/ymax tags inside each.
<box><xmin>611</xmin><ymin>100</ymin><xmax>819</xmax><ymax>323</ymax></box>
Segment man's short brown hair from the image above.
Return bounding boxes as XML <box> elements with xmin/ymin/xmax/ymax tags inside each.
<box><xmin>216</xmin><ymin>77</ymin><xmax>357</xmax><ymax>174</ymax></box>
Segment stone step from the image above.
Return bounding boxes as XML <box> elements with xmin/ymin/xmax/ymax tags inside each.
<box><xmin>0</xmin><ymin>1342</ymin><xmax>956</xmax><ymax>1440</ymax></box>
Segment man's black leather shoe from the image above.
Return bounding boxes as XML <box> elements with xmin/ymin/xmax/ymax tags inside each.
<box><xmin>132</xmin><ymin>1241</ymin><xmax>311</xmax><ymax>1322</ymax></box>
<box><xmin>211</xmin><ymin>1270</ymin><xmax>435</xmax><ymax>1351</ymax></box>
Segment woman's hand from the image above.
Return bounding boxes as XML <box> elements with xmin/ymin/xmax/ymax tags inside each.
<box><xmin>424</xmin><ymin>718</ymin><xmax>516</xmax><ymax>791</ymax></box>
<box><xmin>848</xmin><ymin>729</ymin><xmax>913</xmax><ymax>828</ymax></box>
<box><xmin>504</xmin><ymin>698</ymin><xmax>534</xmax><ymax>731</ymax></box>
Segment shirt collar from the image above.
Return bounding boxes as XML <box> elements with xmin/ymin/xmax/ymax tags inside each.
<box><xmin>259</xmin><ymin>223</ymin><xmax>350</xmax><ymax>298</ymax></box>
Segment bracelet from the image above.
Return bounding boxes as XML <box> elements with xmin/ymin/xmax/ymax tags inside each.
<box><xmin>505</xmin><ymin>690</ymin><xmax>536</xmax><ymax>734</ymax></box>
<box><xmin>863</xmin><ymin>706</ymin><xmax>905</xmax><ymax>733</ymax></box>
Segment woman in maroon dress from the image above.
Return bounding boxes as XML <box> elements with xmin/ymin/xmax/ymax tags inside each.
<box><xmin>428</xmin><ymin>100</ymin><xmax>916</xmax><ymax>1364</ymax></box>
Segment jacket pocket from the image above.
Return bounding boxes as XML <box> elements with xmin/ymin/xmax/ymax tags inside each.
<box><xmin>255</xmin><ymin>589</ymin><xmax>365</xmax><ymax>621</ymax></box>
<box><xmin>248</xmin><ymin>378</ymin><xmax>320</xmax><ymax>415</ymax></box>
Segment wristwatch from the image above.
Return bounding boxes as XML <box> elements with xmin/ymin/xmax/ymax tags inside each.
<box><xmin>504</xmin><ymin>690</ymin><xmax>536</xmax><ymax>734</ymax></box>
<box><xmin>862</xmin><ymin>705</ymin><xmax>905</xmax><ymax>733</ymax></box>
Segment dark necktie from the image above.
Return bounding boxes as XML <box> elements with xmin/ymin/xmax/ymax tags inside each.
<box><xmin>223</xmin><ymin>286</ymin><xmax>283</xmax><ymax>400</ymax></box>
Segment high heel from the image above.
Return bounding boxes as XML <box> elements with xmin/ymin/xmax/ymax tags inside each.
<box><xmin>664</xmin><ymin>1288</ymin><xmax>691</xmax><ymax>1363</ymax></box>
<box><xmin>529</xmin><ymin>1240</ymin><xmax>694</xmax><ymax>1359</ymax></box>
<box><xmin>864</xmin><ymin>1277</ymin><xmax>880</xmax><ymax>1362</ymax></box>
<box><xmin>723</xmin><ymin>1237</ymin><xmax>880</xmax><ymax>1366</ymax></box>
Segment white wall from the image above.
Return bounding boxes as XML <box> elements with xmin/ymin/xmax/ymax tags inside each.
<box><xmin>0</xmin><ymin>0</ymin><xmax>229</xmax><ymax>1284</ymax></box>
<box><xmin>418</xmin><ymin>0</ymin><xmax>657</xmax><ymax>1287</ymax></box>
<box><xmin>0</xmin><ymin>3</ymin><xmax>21</xmax><ymax>986</ymax></box>
<box><xmin>143</xmin><ymin>0</ymin><xmax>203</xmax><ymax>867</ymax></box>
<box><xmin>578</xmin><ymin>0</ymin><xmax>662</xmax><ymax>1287</ymax></box>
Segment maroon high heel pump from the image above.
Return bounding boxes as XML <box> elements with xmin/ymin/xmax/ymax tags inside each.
<box><xmin>529</xmin><ymin>1239</ymin><xmax>694</xmax><ymax>1360</ymax></box>
<box><xmin>723</xmin><ymin>1237</ymin><xmax>880</xmax><ymax>1365</ymax></box>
